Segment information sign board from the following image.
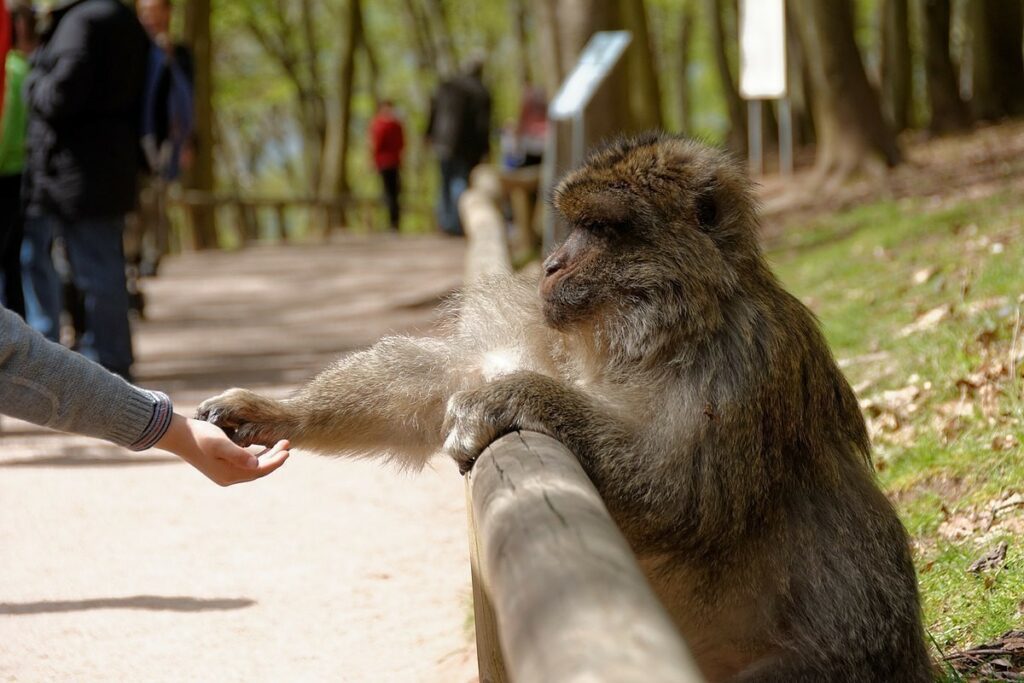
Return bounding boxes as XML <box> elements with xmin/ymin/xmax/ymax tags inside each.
<box><xmin>549</xmin><ymin>31</ymin><xmax>632</xmax><ymax>120</ymax></box>
<box><xmin>739</xmin><ymin>0</ymin><xmax>787</xmax><ymax>99</ymax></box>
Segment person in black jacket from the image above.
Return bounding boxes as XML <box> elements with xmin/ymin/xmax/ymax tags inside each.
<box><xmin>19</xmin><ymin>0</ymin><xmax>149</xmax><ymax>381</ymax></box>
<box><xmin>426</xmin><ymin>58</ymin><xmax>492</xmax><ymax>236</ymax></box>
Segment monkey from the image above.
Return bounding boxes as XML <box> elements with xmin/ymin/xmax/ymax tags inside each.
<box><xmin>196</xmin><ymin>134</ymin><xmax>933</xmax><ymax>682</ymax></box>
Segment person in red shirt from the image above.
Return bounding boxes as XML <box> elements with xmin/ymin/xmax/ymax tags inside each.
<box><xmin>368</xmin><ymin>99</ymin><xmax>405</xmax><ymax>231</ymax></box>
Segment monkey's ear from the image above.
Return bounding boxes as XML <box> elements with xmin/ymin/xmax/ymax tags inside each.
<box><xmin>695</xmin><ymin>187</ymin><xmax>718</xmax><ymax>231</ymax></box>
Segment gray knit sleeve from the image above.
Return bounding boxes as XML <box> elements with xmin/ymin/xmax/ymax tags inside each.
<box><xmin>0</xmin><ymin>307</ymin><xmax>174</xmax><ymax>450</ymax></box>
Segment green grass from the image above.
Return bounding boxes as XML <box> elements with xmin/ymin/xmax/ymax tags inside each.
<box><xmin>769</xmin><ymin>189</ymin><xmax>1024</xmax><ymax>669</ymax></box>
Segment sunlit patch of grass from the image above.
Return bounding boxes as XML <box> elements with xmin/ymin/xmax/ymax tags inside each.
<box><xmin>768</xmin><ymin>189</ymin><xmax>1024</xmax><ymax>657</ymax></box>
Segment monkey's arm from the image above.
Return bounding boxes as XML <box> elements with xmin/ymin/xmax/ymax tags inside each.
<box><xmin>196</xmin><ymin>336</ymin><xmax>460</xmax><ymax>467</ymax></box>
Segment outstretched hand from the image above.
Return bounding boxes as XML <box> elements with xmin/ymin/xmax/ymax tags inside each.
<box><xmin>155</xmin><ymin>414</ymin><xmax>290</xmax><ymax>486</ymax></box>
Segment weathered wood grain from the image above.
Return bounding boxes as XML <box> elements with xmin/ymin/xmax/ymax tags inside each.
<box><xmin>469</xmin><ymin>431</ymin><xmax>704</xmax><ymax>683</ymax></box>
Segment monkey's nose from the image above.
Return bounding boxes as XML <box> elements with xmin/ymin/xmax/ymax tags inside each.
<box><xmin>543</xmin><ymin>256</ymin><xmax>564</xmax><ymax>276</ymax></box>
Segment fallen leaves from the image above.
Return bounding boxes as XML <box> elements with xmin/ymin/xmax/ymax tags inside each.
<box><xmin>860</xmin><ymin>382</ymin><xmax>923</xmax><ymax>446</ymax></box>
<box><xmin>968</xmin><ymin>541</ymin><xmax>1008</xmax><ymax>574</ymax></box>
<box><xmin>945</xmin><ymin>630</ymin><xmax>1024</xmax><ymax>681</ymax></box>
<box><xmin>938</xmin><ymin>493</ymin><xmax>1024</xmax><ymax>544</ymax></box>
<box><xmin>898</xmin><ymin>304</ymin><xmax>953</xmax><ymax>338</ymax></box>
<box><xmin>992</xmin><ymin>434</ymin><xmax>1020</xmax><ymax>452</ymax></box>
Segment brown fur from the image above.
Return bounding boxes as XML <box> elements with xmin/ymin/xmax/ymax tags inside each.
<box><xmin>197</xmin><ymin>134</ymin><xmax>932</xmax><ymax>682</ymax></box>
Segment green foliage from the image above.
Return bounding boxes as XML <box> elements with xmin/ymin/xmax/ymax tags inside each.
<box><xmin>208</xmin><ymin>0</ymin><xmax>748</xmax><ymax>206</ymax></box>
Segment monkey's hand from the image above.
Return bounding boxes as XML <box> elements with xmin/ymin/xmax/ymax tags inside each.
<box><xmin>195</xmin><ymin>388</ymin><xmax>293</xmax><ymax>448</ymax></box>
<box><xmin>442</xmin><ymin>374</ymin><xmax>560</xmax><ymax>475</ymax></box>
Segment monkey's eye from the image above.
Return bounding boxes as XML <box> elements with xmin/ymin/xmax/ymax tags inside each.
<box><xmin>695</xmin><ymin>191</ymin><xmax>718</xmax><ymax>231</ymax></box>
<box><xmin>584</xmin><ymin>220</ymin><xmax>627</xmax><ymax>237</ymax></box>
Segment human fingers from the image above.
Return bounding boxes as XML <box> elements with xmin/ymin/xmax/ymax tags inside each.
<box><xmin>200</xmin><ymin>421</ymin><xmax>260</xmax><ymax>469</ymax></box>
<box><xmin>252</xmin><ymin>448</ymin><xmax>290</xmax><ymax>479</ymax></box>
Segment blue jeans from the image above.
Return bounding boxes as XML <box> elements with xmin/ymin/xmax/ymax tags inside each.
<box><xmin>437</xmin><ymin>158</ymin><xmax>472</xmax><ymax>236</ymax></box>
<box><xmin>21</xmin><ymin>214</ymin><xmax>134</xmax><ymax>378</ymax></box>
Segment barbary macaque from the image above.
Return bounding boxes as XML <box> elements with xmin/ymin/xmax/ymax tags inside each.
<box><xmin>197</xmin><ymin>134</ymin><xmax>933</xmax><ymax>682</ymax></box>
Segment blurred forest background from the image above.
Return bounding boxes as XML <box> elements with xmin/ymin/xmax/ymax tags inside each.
<box><xmin>173</xmin><ymin>0</ymin><xmax>1024</xmax><ymax>245</ymax></box>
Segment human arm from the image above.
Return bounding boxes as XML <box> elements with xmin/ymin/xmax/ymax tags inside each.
<box><xmin>0</xmin><ymin>307</ymin><xmax>288</xmax><ymax>484</ymax></box>
<box><xmin>24</xmin><ymin>14</ymin><xmax>96</xmax><ymax>120</ymax></box>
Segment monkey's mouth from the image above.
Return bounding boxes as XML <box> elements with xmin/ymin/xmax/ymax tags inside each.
<box><xmin>539</xmin><ymin>264</ymin><xmax>579</xmax><ymax>301</ymax></box>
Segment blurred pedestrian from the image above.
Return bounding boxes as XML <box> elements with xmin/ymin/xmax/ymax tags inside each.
<box><xmin>369</xmin><ymin>99</ymin><xmax>405</xmax><ymax>231</ymax></box>
<box><xmin>426</xmin><ymin>58</ymin><xmax>492</xmax><ymax>236</ymax></box>
<box><xmin>0</xmin><ymin>2</ymin><xmax>36</xmax><ymax>318</ymax></box>
<box><xmin>20</xmin><ymin>0</ymin><xmax>149</xmax><ymax>381</ymax></box>
<box><xmin>129</xmin><ymin>0</ymin><xmax>194</xmax><ymax>289</ymax></box>
<box><xmin>515</xmin><ymin>81</ymin><xmax>547</xmax><ymax>167</ymax></box>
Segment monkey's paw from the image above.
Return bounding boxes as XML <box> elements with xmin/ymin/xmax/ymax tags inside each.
<box><xmin>194</xmin><ymin>388</ymin><xmax>287</xmax><ymax>447</ymax></box>
<box><xmin>442</xmin><ymin>388</ymin><xmax>516</xmax><ymax>475</ymax></box>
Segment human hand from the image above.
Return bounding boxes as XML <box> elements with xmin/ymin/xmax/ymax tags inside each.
<box><xmin>155</xmin><ymin>413</ymin><xmax>290</xmax><ymax>486</ymax></box>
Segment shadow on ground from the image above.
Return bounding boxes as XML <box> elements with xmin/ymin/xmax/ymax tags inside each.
<box><xmin>0</xmin><ymin>596</ymin><xmax>255</xmax><ymax>615</ymax></box>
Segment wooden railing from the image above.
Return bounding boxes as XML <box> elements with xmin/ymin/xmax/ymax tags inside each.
<box><xmin>458</xmin><ymin>166</ymin><xmax>704</xmax><ymax>683</ymax></box>
<box><xmin>166</xmin><ymin>189</ymin><xmax>432</xmax><ymax>248</ymax></box>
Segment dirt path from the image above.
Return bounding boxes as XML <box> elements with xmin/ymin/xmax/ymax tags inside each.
<box><xmin>0</xmin><ymin>235</ymin><xmax>479</xmax><ymax>683</ymax></box>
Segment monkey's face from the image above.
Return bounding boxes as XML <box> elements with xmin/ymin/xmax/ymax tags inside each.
<box><xmin>546</xmin><ymin>134</ymin><xmax>761</xmax><ymax>340</ymax></box>
<box><xmin>539</xmin><ymin>223</ymin><xmax>618</xmax><ymax>328</ymax></box>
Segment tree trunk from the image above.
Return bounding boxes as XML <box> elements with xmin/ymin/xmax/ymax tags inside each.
<box><xmin>184</xmin><ymin>0</ymin><xmax>217</xmax><ymax>249</ymax></box>
<box><xmin>675</xmin><ymin>0</ymin><xmax>694</xmax><ymax>136</ymax></box>
<box><xmin>320</xmin><ymin>0</ymin><xmax>361</xmax><ymax>218</ymax></box>
<box><xmin>531</xmin><ymin>0</ymin><xmax>565</xmax><ymax>96</ymax></box>
<box><xmin>968</xmin><ymin>0</ymin><xmax>1024</xmax><ymax>121</ymax></box>
<box><xmin>423</xmin><ymin>0</ymin><xmax>458</xmax><ymax>75</ymax></box>
<box><xmin>359</xmin><ymin>14</ymin><xmax>381</xmax><ymax>107</ymax></box>
<box><xmin>879</xmin><ymin>0</ymin><xmax>912</xmax><ymax>132</ymax></box>
<box><xmin>615</xmin><ymin>0</ymin><xmax>662</xmax><ymax>131</ymax></box>
<box><xmin>792</xmin><ymin>0</ymin><xmax>901</xmax><ymax>181</ymax></box>
<box><xmin>704</xmin><ymin>0</ymin><xmax>746</xmax><ymax>154</ymax></box>
<box><xmin>786</xmin><ymin>0</ymin><xmax>816</xmax><ymax>148</ymax></box>
<box><xmin>402</xmin><ymin>0</ymin><xmax>438</xmax><ymax>72</ymax></box>
<box><xmin>920</xmin><ymin>0</ymin><xmax>969</xmax><ymax>134</ymax></box>
<box><xmin>512</xmin><ymin>0</ymin><xmax>532</xmax><ymax>88</ymax></box>
<box><xmin>241</xmin><ymin>1</ymin><xmax>328</xmax><ymax>190</ymax></box>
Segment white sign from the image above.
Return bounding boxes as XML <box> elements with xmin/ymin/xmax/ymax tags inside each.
<box><xmin>549</xmin><ymin>31</ymin><xmax>632</xmax><ymax>120</ymax></box>
<box><xmin>739</xmin><ymin>0</ymin><xmax>787</xmax><ymax>99</ymax></box>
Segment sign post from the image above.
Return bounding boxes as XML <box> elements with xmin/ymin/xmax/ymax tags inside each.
<box><xmin>739</xmin><ymin>0</ymin><xmax>791</xmax><ymax>175</ymax></box>
<box><xmin>542</xmin><ymin>31</ymin><xmax>632</xmax><ymax>252</ymax></box>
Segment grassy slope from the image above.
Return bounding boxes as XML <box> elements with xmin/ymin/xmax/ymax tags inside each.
<box><xmin>768</xmin><ymin>188</ymin><xmax>1024</xmax><ymax>672</ymax></box>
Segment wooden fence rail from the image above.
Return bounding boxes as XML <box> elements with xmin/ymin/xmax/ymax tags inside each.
<box><xmin>459</xmin><ymin>166</ymin><xmax>703</xmax><ymax>683</ymax></box>
<box><xmin>166</xmin><ymin>189</ymin><xmax>433</xmax><ymax>248</ymax></box>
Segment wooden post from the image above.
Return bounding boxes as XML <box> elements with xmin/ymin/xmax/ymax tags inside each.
<box><xmin>274</xmin><ymin>202</ymin><xmax>288</xmax><ymax>242</ymax></box>
<box><xmin>183</xmin><ymin>0</ymin><xmax>217</xmax><ymax>249</ymax></box>
<box><xmin>459</xmin><ymin>163</ymin><xmax>513</xmax><ymax>681</ymax></box>
<box><xmin>466</xmin><ymin>477</ymin><xmax>508</xmax><ymax>683</ymax></box>
<box><xmin>469</xmin><ymin>432</ymin><xmax>704</xmax><ymax>683</ymax></box>
<box><xmin>499</xmin><ymin>166</ymin><xmax>541</xmax><ymax>260</ymax></box>
<box><xmin>459</xmin><ymin>165</ymin><xmax>511</xmax><ymax>281</ymax></box>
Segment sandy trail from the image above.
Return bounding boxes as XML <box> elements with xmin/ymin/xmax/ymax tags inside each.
<box><xmin>0</xmin><ymin>235</ymin><xmax>479</xmax><ymax>683</ymax></box>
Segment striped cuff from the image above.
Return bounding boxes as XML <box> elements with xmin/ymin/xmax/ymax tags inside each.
<box><xmin>128</xmin><ymin>390</ymin><xmax>174</xmax><ymax>451</ymax></box>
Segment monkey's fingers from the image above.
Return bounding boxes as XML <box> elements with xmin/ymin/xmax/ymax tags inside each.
<box><xmin>194</xmin><ymin>404</ymin><xmax>239</xmax><ymax>439</ymax></box>
<box><xmin>442</xmin><ymin>426</ymin><xmax>482</xmax><ymax>476</ymax></box>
